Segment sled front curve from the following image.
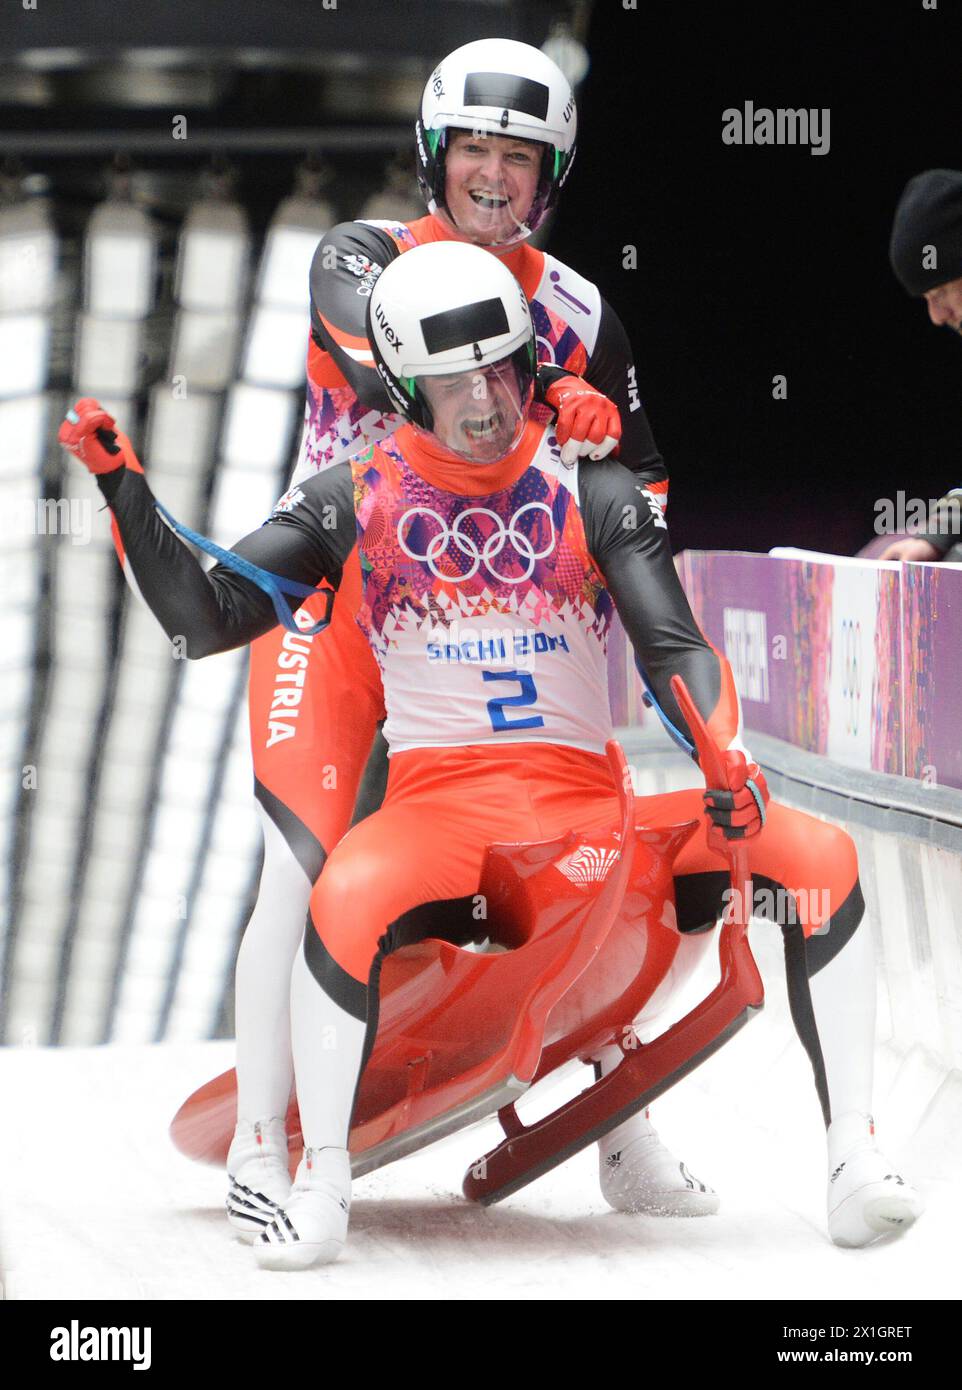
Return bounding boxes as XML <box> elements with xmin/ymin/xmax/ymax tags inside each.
<box><xmin>461</xmin><ymin>925</ymin><xmax>763</xmax><ymax>1204</ymax></box>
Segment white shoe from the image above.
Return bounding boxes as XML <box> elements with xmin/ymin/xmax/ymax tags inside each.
<box><xmin>827</xmin><ymin>1114</ymin><xmax>923</xmax><ymax>1248</ymax></box>
<box><xmin>255</xmin><ymin>1147</ymin><xmax>351</xmax><ymax>1270</ymax></box>
<box><xmin>599</xmin><ymin>1119</ymin><xmax>719</xmax><ymax>1217</ymax></box>
<box><xmin>226</xmin><ymin>1118</ymin><xmax>292</xmax><ymax>1242</ymax></box>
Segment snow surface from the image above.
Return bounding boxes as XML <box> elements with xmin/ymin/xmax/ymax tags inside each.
<box><xmin>2</xmin><ymin>926</ymin><xmax>958</xmax><ymax>1302</ymax></box>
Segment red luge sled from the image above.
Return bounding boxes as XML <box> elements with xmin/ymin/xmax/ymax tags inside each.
<box><xmin>170</xmin><ymin>676</ymin><xmax>764</xmax><ymax>1203</ymax></box>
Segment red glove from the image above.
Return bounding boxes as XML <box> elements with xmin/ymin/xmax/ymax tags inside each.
<box><xmin>58</xmin><ymin>398</ymin><xmax>143</xmax><ymax>475</ymax></box>
<box><xmin>703</xmin><ymin>750</ymin><xmax>770</xmax><ymax>854</ymax></box>
<box><xmin>543</xmin><ymin>374</ymin><xmax>621</xmax><ymax>467</ymax></box>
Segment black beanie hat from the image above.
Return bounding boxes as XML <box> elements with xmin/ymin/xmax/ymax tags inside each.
<box><xmin>889</xmin><ymin>169</ymin><xmax>962</xmax><ymax>296</ymax></box>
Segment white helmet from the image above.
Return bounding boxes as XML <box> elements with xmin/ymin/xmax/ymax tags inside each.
<box><xmin>368</xmin><ymin>241</ymin><xmax>536</xmax><ymax>457</ymax></box>
<box><xmin>416</xmin><ymin>38</ymin><xmax>577</xmax><ymax>244</ymax></box>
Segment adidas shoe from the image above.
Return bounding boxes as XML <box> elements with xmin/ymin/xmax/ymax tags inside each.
<box><xmin>827</xmin><ymin>1113</ymin><xmax>923</xmax><ymax>1248</ymax></box>
<box><xmin>226</xmin><ymin>1118</ymin><xmax>292</xmax><ymax>1241</ymax></box>
<box><xmin>255</xmin><ymin>1146</ymin><xmax>351</xmax><ymax>1270</ymax></box>
<box><xmin>599</xmin><ymin>1127</ymin><xmax>719</xmax><ymax>1216</ymax></box>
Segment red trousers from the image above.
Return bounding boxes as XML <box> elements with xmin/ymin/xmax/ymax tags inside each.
<box><xmin>308</xmin><ymin>742</ymin><xmax>860</xmax><ymax>986</ymax></box>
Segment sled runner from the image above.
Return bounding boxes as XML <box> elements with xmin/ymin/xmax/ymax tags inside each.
<box><xmin>170</xmin><ymin>676</ymin><xmax>764</xmax><ymax>1200</ymax></box>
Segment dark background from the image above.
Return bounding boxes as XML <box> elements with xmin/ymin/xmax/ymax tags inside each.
<box><xmin>554</xmin><ymin>0</ymin><xmax>962</xmax><ymax>554</ymax></box>
<box><xmin>2</xmin><ymin>0</ymin><xmax>960</xmax><ymax>555</ymax></box>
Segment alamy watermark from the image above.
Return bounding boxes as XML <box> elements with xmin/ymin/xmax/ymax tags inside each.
<box><xmin>722</xmin><ymin>884</ymin><xmax>832</xmax><ymax>931</ymax></box>
<box><xmin>50</xmin><ymin>1320</ymin><xmax>151</xmax><ymax>1370</ymax></box>
<box><xmin>0</xmin><ymin>495</ymin><xmax>92</xmax><ymax>545</ymax></box>
<box><xmin>874</xmin><ymin>491</ymin><xmax>962</xmax><ymax>536</ymax></box>
<box><xmin>722</xmin><ymin>102</ymin><xmax>830</xmax><ymax>157</ymax></box>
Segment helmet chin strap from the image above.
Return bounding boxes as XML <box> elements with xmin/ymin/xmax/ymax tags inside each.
<box><xmin>436</xmin><ymin>163</ymin><xmax>534</xmax><ymax>248</ymax></box>
<box><xmin>437</xmin><ymin>202</ymin><xmax>530</xmax><ymax>251</ymax></box>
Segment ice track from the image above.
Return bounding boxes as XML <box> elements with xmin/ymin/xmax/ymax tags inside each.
<box><xmin>2</xmin><ymin>920</ymin><xmax>958</xmax><ymax>1301</ymax></box>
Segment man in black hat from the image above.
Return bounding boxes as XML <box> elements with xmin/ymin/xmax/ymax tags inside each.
<box><xmin>881</xmin><ymin>169</ymin><xmax>962</xmax><ymax>563</ymax></box>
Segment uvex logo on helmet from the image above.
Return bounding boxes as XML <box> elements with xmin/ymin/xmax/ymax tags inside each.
<box><xmin>374</xmin><ymin>302</ymin><xmax>404</xmax><ymax>351</ymax></box>
<box><xmin>376</xmin><ymin>359</ymin><xmax>410</xmax><ymax>414</ymax></box>
<box><xmin>415</xmin><ymin>119</ymin><xmax>429</xmax><ymax>170</ymax></box>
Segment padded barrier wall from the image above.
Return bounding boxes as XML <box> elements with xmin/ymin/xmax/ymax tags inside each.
<box><xmin>607</xmin><ymin>548</ymin><xmax>962</xmax><ymax>790</ymax></box>
<box><xmin>616</xmin><ymin>564</ymin><xmax>962</xmax><ymax>1180</ymax></box>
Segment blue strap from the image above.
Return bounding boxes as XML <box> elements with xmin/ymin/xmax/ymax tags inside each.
<box><xmin>745</xmin><ymin>777</ymin><xmax>767</xmax><ymax>826</ymax></box>
<box><xmin>152</xmin><ymin>501</ymin><xmax>333</xmax><ymax>637</ymax></box>
<box><xmin>635</xmin><ymin>657</ymin><xmax>696</xmax><ymax>760</ymax></box>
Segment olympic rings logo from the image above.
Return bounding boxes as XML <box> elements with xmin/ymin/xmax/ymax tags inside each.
<box><xmin>396</xmin><ymin>503</ymin><xmax>556</xmax><ymax>584</ymax></box>
<box><xmin>840</xmin><ymin>617</ymin><xmax>861</xmax><ymax>736</ymax></box>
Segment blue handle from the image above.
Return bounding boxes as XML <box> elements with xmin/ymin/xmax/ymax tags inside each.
<box><xmin>153</xmin><ymin>501</ymin><xmax>333</xmax><ymax>637</ymax></box>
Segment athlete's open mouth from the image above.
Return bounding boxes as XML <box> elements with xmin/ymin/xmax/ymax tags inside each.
<box><xmin>462</xmin><ymin>409</ymin><xmax>504</xmax><ymax>441</ymax></box>
<box><xmin>469</xmin><ymin>192</ymin><xmax>509</xmax><ymax>210</ymax></box>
